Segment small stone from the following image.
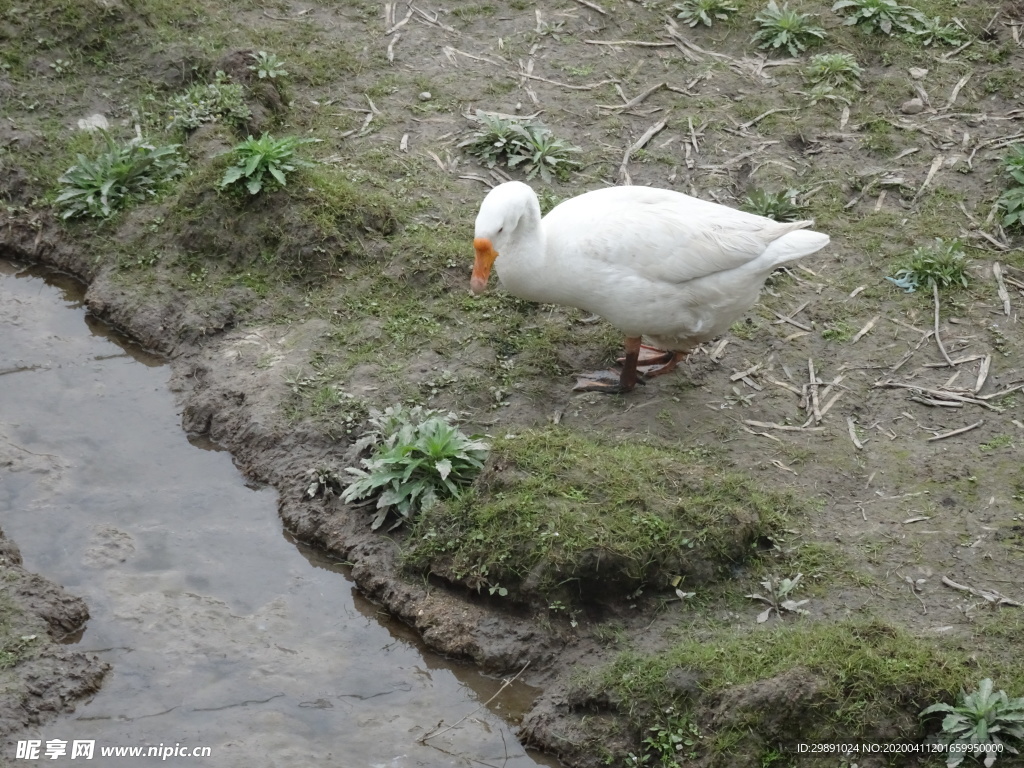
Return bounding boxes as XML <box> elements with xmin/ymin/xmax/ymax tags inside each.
<box><xmin>77</xmin><ymin>113</ymin><xmax>109</xmax><ymax>132</ymax></box>
<box><xmin>908</xmin><ymin>67</ymin><xmax>929</xmax><ymax>80</ymax></box>
<box><xmin>901</xmin><ymin>98</ymin><xmax>924</xmax><ymax>115</ymax></box>
<box><xmin>417</xmin><ymin>91</ymin><xmax>431</xmax><ymax>102</ymax></box>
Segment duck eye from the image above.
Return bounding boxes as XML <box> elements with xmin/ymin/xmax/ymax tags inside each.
<box><xmin>497</xmin><ymin>226</ymin><xmax>504</xmax><ymax>234</ymax></box>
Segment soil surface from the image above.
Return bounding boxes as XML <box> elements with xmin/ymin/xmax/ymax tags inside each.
<box><xmin>2</xmin><ymin>0</ymin><xmax>1024</xmax><ymax>766</ymax></box>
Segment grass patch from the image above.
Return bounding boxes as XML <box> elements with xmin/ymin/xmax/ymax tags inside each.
<box><xmin>0</xmin><ymin>590</ymin><xmax>38</xmax><ymax>672</ymax></box>
<box><xmin>759</xmin><ymin>540</ymin><xmax>866</xmax><ymax>592</ymax></box>
<box><xmin>300</xmin><ymin>164</ymin><xmax>400</xmax><ymax>239</ymax></box>
<box><xmin>402</xmin><ymin>427</ymin><xmax>801</xmax><ymax>604</ymax></box>
<box><xmin>154</xmin><ymin>159</ymin><xmax>401</xmax><ymax>285</ymax></box>
<box><xmin>821</xmin><ymin>320</ymin><xmax>856</xmax><ymax>341</ymax></box>
<box><xmin>578</xmin><ymin>618</ymin><xmax>1018</xmax><ymax>764</ymax></box>
<box><xmin>888</xmin><ymin>238</ymin><xmax>970</xmax><ymax>293</ymax></box>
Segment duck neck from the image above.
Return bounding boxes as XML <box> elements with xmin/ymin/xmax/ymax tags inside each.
<box><xmin>497</xmin><ymin>197</ymin><xmax>566</xmax><ymax>304</ymax></box>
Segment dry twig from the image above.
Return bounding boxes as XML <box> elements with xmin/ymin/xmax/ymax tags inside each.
<box><xmin>598</xmin><ymin>82</ymin><xmax>666</xmax><ymax>112</ymax></box>
<box><xmin>932</xmin><ymin>282</ymin><xmax>955</xmax><ymax>367</ymax></box>
<box><xmin>847</xmin><ymin>417</ymin><xmax>864</xmax><ymax>450</ymax></box>
<box><xmin>912</xmin><ymin>155</ymin><xmax>944</xmax><ymax>202</ymax></box>
<box><xmin>974</xmin><ymin>355</ymin><xmax>992</xmax><ymax>394</ymax></box>
<box><xmin>876</xmin><ymin>380</ymin><xmax>1002</xmax><ymax>411</ymax></box>
<box><xmin>808</xmin><ymin>359</ymin><xmax>822</xmax><ymax>424</ymax></box>
<box><xmin>619</xmin><ymin>119</ymin><xmax>667</xmax><ymax>185</ymax></box>
<box><xmin>743</xmin><ymin>420</ymin><xmax>824</xmax><ymax>432</ymax></box>
<box><xmin>516</xmin><ymin>71</ymin><xmax>618</xmax><ymax>91</ymax></box>
<box><xmin>739</xmin><ymin>108</ymin><xmax>797</xmax><ymax>131</ymax></box>
<box><xmin>385</xmin><ymin>5</ymin><xmax>413</xmax><ymax>34</ymax></box>
<box><xmin>851</xmin><ymin>315</ymin><xmax>879</xmax><ymax>343</ymax></box>
<box><xmin>927</xmin><ymin>421</ymin><xmax>983</xmax><ymax>441</ymax></box>
<box><xmin>941</xmin><ymin>576</ymin><xmax>1022</xmax><ymax>607</ymax></box>
<box><xmin>943</xmin><ymin>74</ymin><xmax>972</xmax><ymax>108</ymax></box>
<box><xmin>585</xmin><ymin>39</ymin><xmax>676</xmax><ymax>48</ymax></box>
<box><xmin>993</xmin><ymin>263</ymin><xmax>1012</xmax><ymax>316</ymax></box>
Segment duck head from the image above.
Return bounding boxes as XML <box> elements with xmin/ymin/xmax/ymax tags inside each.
<box><xmin>471</xmin><ymin>181</ymin><xmax>535</xmax><ymax>295</ymax></box>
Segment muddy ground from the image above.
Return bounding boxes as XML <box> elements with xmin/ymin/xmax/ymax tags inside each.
<box><xmin>2</xmin><ymin>0</ymin><xmax>1024</xmax><ymax>765</ymax></box>
<box><xmin>0</xmin><ymin>528</ymin><xmax>109</xmax><ymax>743</ymax></box>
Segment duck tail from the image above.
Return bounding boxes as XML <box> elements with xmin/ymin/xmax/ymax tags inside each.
<box><xmin>764</xmin><ymin>225</ymin><xmax>830</xmax><ymax>267</ymax></box>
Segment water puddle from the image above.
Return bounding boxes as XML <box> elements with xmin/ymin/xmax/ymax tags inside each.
<box><xmin>0</xmin><ymin>259</ymin><xmax>557</xmax><ymax>767</ymax></box>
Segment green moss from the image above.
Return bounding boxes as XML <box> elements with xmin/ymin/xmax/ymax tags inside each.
<box><xmin>402</xmin><ymin>427</ymin><xmax>801</xmax><ymax>603</ymax></box>
<box><xmin>580</xmin><ymin>618</ymin><xmax>1013</xmax><ymax>763</ymax></box>
<box><xmin>299</xmin><ymin>165</ymin><xmax>400</xmax><ymax>240</ymax></box>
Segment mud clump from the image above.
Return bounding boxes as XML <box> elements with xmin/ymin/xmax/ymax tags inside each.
<box><xmin>0</xmin><ymin>528</ymin><xmax>110</xmax><ymax>745</ymax></box>
<box><xmin>706</xmin><ymin>667</ymin><xmax>827</xmax><ymax>762</ymax></box>
<box><xmin>211</xmin><ymin>50</ymin><xmax>285</xmax><ymax>136</ymax></box>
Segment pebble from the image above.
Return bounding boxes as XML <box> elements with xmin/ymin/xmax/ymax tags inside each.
<box><xmin>418</xmin><ymin>91</ymin><xmax>431</xmax><ymax>102</ymax></box>
<box><xmin>900</xmin><ymin>98</ymin><xmax>924</xmax><ymax>115</ymax></box>
<box><xmin>77</xmin><ymin>113</ymin><xmax>109</xmax><ymax>132</ymax></box>
<box><xmin>908</xmin><ymin>67</ymin><xmax>929</xmax><ymax>80</ymax></box>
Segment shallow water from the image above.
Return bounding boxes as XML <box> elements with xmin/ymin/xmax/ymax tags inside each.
<box><xmin>0</xmin><ymin>259</ymin><xmax>557</xmax><ymax>767</ymax></box>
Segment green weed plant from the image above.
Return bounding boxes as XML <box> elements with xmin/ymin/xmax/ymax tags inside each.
<box><xmin>460</xmin><ymin>111</ymin><xmax>581</xmax><ymax>183</ymax></box>
<box><xmin>55</xmin><ymin>131</ymin><xmax>183</xmax><ymax>219</ymax></box>
<box><xmin>167</xmin><ymin>71</ymin><xmax>251</xmax><ymax>132</ymax></box>
<box><xmin>248</xmin><ymin>50</ymin><xmax>288</xmax><ymax>80</ymax></box>
<box><xmin>673</xmin><ymin>0</ymin><xmax>739</xmax><ymax>27</ymax></box>
<box><xmin>752</xmin><ymin>2</ymin><xmax>827</xmax><ymax>56</ymax></box>
<box><xmin>220</xmin><ymin>134</ymin><xmax>318</xmax><ymax>195</ymax></box>
<box><xmin>342</xmin><ymin>405</ymin><xmax>488</xmax><ymax>531</ymax></box>
<box><xmin>741</xmin><ymin>188</ymin><xmax>807</xmax><ymax>221</ymax></box>
<box><xmin>887</xmin><ymin>239</ymin><xmax>970</xmax><ymax>292</ymax></box>
<box><xmin>921</xmin><ymin>678</ymin><xmax>1024</xmax><ymax>767</ymax></box>
<box><xmin>914</xmin><ymin>16</ymin><xmax>968</xmax><ymax>46</ymax></box>
<box><xmin>804</xmin><ymin>53</ymin><xmax>863</xmax><ymax>89</ymax></box>
<box><xmin>831</xmin><ymin>0</ymin><xmax>922</xmax><ymax>35</ymax></box>
<box><xmin>997</xmin><ymin>145</ymin><xmax>1024</xmax><ymax>231</ymax></box>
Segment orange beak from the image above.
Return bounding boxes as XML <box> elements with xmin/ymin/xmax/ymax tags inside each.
<box><xmin>471</xmin><ymin>237</ymin><xmax>497</xmax><ymax>295</ymax></box>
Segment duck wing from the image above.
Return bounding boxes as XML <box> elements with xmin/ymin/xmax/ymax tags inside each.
<box><xmin>544</xmin><ymin>187</ymin><xmax>825</xmax><ymax>287</ymax></box>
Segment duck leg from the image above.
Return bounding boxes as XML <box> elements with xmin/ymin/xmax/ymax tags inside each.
<box><xmin>572</xmin><ymin>337</ymin><xmax>643</xmax><ymax>393</ymax></box>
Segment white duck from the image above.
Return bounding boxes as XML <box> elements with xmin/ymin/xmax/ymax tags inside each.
<box><xmin>471</xmin><ymin>181</ymin><xmax>829</xmax><ymax>393</ymax></box>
